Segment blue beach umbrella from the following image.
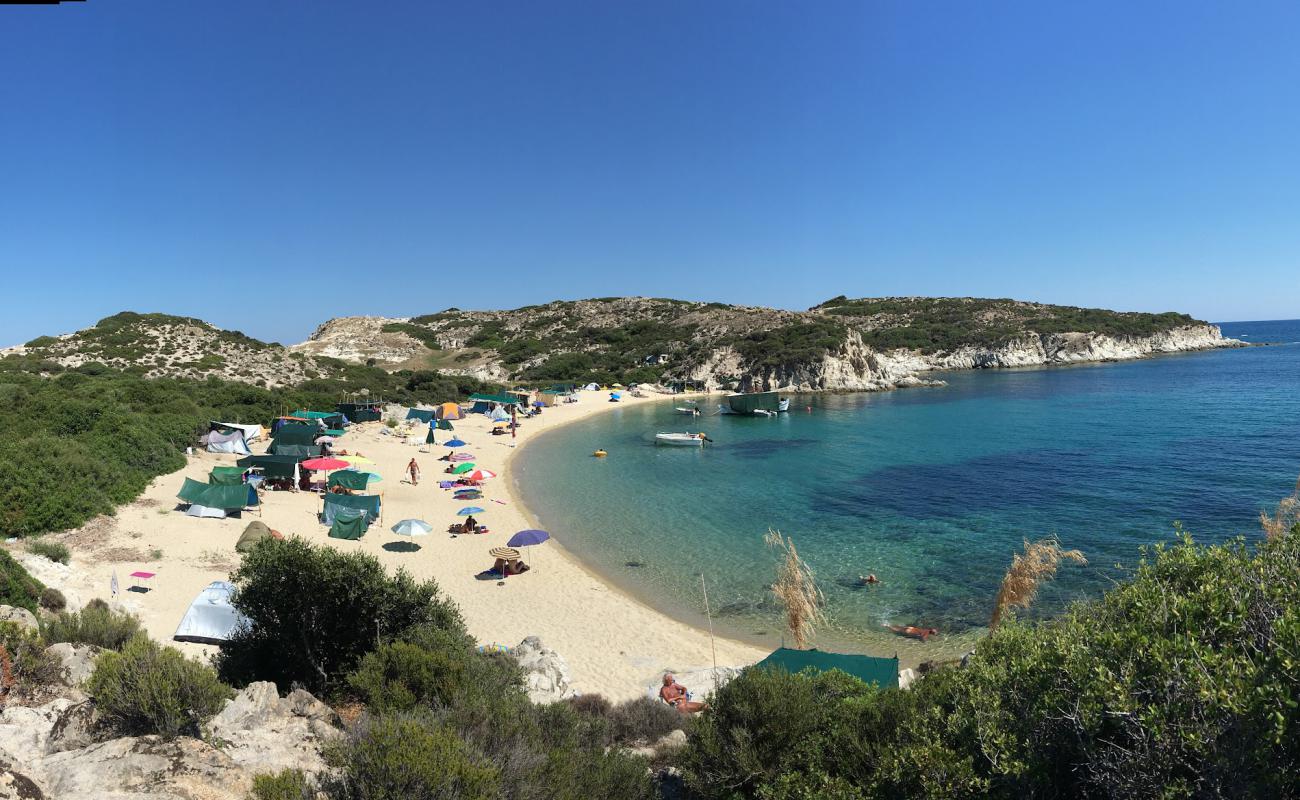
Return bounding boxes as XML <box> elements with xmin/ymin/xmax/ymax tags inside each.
<box><xmin>445</xmin><ymin>438</ymin><xmax>467</xmax><ymax>448</ymax></box>
<box><xmin>457</xmin><ymin>506</ymin><xmax>485</xmax><ymax>515</ymax></box>
<box><xmin>391</xmin><ymin>519</ymin><xmax>433</xmax><ymax>537</ymax></box>
<box><xmin>507</xmin><ymin>529</ymin><xmax>551</xmax><ymax>548</ymax></box>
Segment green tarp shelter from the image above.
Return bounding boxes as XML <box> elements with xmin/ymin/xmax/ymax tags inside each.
<box><xmin>468</xmin><ymin>392</ymin><xmax>523</xmax><ymax>405</ymax></box>
<box><xmin>322</xmin><ymin>428</ymin><xmax>346</xmax><ymax>437</ymax></box>
<box><xmin>237</xmin><ymin>454</ymin><xmax>301</xmax><ymax>480</ymax></box>
<box><xmin>236</xmin><ymin>521</ymin><xmax>273</xmax><ymax>552</ymax></box>
<box><xmin>327</xmin><ymin>471</ymin><xmax>371</xmax><ymax>491</ymax></box>
<box><xmin>272</xmin><ymin>424</ymin><xmax>321</xmax><ymax>448</ymax></box>
<box><xmin>289</xmin><ymin>410</ymin><xmax>346</xmax><ymax>429</ymax></box>
<box><xmin>178</xmin><ymin>478</ymin><xmax>258</xmax><ymax>511</ymax></box>
<box><xmin>322</xmin><ymin>493</ymin><xmax>381</xmax><ymax>525</ymax></box>
<box><xmin>406</xmin><ymin>408</ymin><xmax>436</xmax><ymax>423</ymax></box>
<box><xmin>209</xmin><ymin>466</ymin><xmax>245</xmax><ymax>485</ymax></box>
<box><xmin>436</xmin><ymin>419</ymin><xmax>455</xmax><ymax>431</ymax></box>
<box><xmin>328</xmin><ymin>509</ymin><xmax>368</xmax><ymax>540</ymax></box>
<box><xmin>268</xmin><ymin>442</ymin><xmax>321</xmax><ymax>458</ymax></box>
<box><xmin>755</xmin><ymin>648</ymin><xmax>898</xmax><ymax>689</ymax></box>
<box><xmin>338</xmin><ymin>402</ymin><xmax>382</xmax><ymax>423</ymax></box>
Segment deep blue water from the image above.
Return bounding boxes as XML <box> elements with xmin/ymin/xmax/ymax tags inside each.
<box><xmin>515</xmin><ymin>321</ymin><xmax>1300</xmax><ymax>659</ymax></box>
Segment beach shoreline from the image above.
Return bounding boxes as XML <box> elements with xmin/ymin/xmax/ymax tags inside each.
<box><xmin>12</xmin><ymin>389</ymin><xmax>766</xmax><ymax>701</ymax></box>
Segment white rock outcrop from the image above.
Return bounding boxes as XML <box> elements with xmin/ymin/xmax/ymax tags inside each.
<box><xmin>512</xmin><ymin>636</ymin><xmax>576</xmax><ymax>704</ymax></box>
<box><xmin>0</xmin><ymin>607</ymin><xmax>36</xmax><ymax>632</ymax></box>
<box><xmin>43</xmin><ymin>645</ymin><xmax>101</xmax><ymax>689</ymax></box>
<box><xmin>207</xmin><ymin>681</ymin><xmax>340</xmax><ymax>777</ymax></box>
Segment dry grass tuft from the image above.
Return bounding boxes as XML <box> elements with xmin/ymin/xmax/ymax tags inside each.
<box><xmin>989</xmin><ymin>537</ymin><xmax>1087</xmax><ymax>630</ymax></box>
<box><xmin>764</xmin><ymin>529</ymin><xmax>825</xmax><ymax>649</ymax></box>
<box><xmin>1260</xmin><ymin>477</ymin><xmax>1300</xmax><ymax>540</ymax></box>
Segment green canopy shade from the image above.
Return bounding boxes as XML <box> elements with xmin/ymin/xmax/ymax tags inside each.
<box><xmin>755</xmin><ymin>648</ymin><xmax>899</xmax><ymax>689</ymax></box>
<box><xmin>271</xmin><ymin>424</ymin><xmax>321</xmax><ymax>447</ymax></box>
<box><xmin>327</xmin><ymin>471</ymin><xmax>371</xmax><ymax>491</ymax></box>
<box><xmin>468</xmin><ymin>392</ymin><xmax>522</xmax><ymax>405</ymax></box>
<box><xmin>237</xmin><ymin>454</ymin><xmax>301</xmax><ymax>479</ymax></box>
<box><xmin>322</xmin><ymin>429</ymin><xmax>346</xmax><ymax>437</ymax></box>
<box><xmin>328</xmin><ymin>509</ymin><xmax>368</xmax><ymax>540</ymax></box>
<box><xmin>209</xmin><ymin>466</ymin><xmax>245</xmax><ymax>485</ymax></box>
<box><xmin>178</xmin><ymin>478</ymin><xmax>257</xmax><ymax>511</ymax></box>
<box><xmin>267</xmin><ymin>442</ymin><xmax>321</xmax><ymax>458</ymax></box>
<box><xmin>322</xmin><ymin>493</ymin><xmax>381</xmax><ymax>525</ymax></box>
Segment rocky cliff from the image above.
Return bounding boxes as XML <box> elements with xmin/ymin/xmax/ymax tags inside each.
<box><xmin>291</xmin><ymin>297</ymin><xmax>1241</xmax><ymax>393</ymax></box>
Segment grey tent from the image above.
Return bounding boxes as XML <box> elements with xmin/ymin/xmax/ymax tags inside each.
<box><xmin>236</xmin><ymin>521</ymin><xmax>273</xmax><ymax>552</ymax></box>
<box><xmin>173</xmin><ymin>581</ymin><xmax>248</xmax><ymax>644</ymax></box>
<box><xmin>203</xmin><ymin>428</ymin><xmax>251</xmax><ymax>455</ymax></box>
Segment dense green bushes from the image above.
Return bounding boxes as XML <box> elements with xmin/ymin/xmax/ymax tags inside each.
<box><xmin>41</xmin><ymin>600</ymin><xmax>143</xmax><ymax>650</ymax></box>
<box><xmin>681</xmin><ymin>528</ymin><xmax>1300</xmax><ymax>799</ymax></box>
<box><xmin>87</xmin><ymin>635</ymin><xmax>233</xmax><ymax>739</ymax></box>
<box><xmin>0</xmin><ymin>550</ymin><xmax>43</xmax><ymax>612</ymax></box>
<box><xmin>26</xmin><ymin>539</ymin><xmax>70</xmax><ymax>564</ymax></box>
<box><xmin>217</xmin><ymin>538</ymin><xmax>463</xmax><ymax>694</ymax></box>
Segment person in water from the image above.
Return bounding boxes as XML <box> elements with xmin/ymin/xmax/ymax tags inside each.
<box><xmin>859</xmin><ymin>574</ymin><xmax>880</xmax><ymax>585</ymax></box>
<box><xmin>883</xmin><ymin>624</ymin><xmax>938</xmax><ymax>642</ymax></box>
<box><xmin>659</xmin><ymin>673</ymin><xmax>707</xmax><ymax>713</ymax></box>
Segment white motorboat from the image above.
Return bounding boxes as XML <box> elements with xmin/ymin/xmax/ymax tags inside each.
<box><xmin>675</xmin><ymin>406</ymin><xmax>701</xmax><ymax>415</ymax></box>
<box><xmin>655</xmin><ymin>432</ymin><xmax>711</xmax><ymax>446</ymax></box>
<box><xmin>778</xmin><ymin>398</ymin><xmax>791</xmax><ymax>412</ymax></box>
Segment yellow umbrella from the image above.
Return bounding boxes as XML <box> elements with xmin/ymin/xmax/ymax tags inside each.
<box><xmin>338</xmin><ymin>455</ymin><xmax>374</xmax><ymax>465</ymax></box>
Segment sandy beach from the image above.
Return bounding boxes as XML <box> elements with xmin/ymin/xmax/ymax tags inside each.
<box><xmin>20</xmin><ymin>390</ymin><xmax>765</xmax><ymax>700</ymax></box>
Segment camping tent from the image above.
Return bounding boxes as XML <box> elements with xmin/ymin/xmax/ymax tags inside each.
<box><xmin>322</xmin><ymin>493</ymin><xmax>381</xmax><ymax>525</ymax></box>
<box><xmin>337</xmin><ymin>402</ymin><xmax>382</xmax><ymax>423</ymax></box>
<box><xmin>583</xmin><ymin>383</ymin><xmax>600</xmax><ymax>391</ymax></box>
<box><xmin>211</xmin><ymin>422</ymin><xmax>263</xmax><ymax>443</ymax></box>
<box><xmin>328</xmin><ymin>509</ymin><xmax>368</xmax><ymax>540</ymax></box>
<box><xmin>177</xmin><ymin>478</ymin><xmax>258</xmax><ymax>512</ymax></box>
<box><xmin>203</xmin><ymin>428</ymin><xmax>251</xmax><ymax>455</ymax></box>
<box><xmin>237</xmin><ymin>454</ymin><xmax>302</xmax><ymax>480</ymax></box>
<box><xmin>327</xmin><ymin>470</ymin><xmax>371</xmax><ymax>491</ymax></box>
<box><xmin>272</xmin><ymin>423</ymin><xmax>322</xmax><ymax>447</ymax></box>
<box><xmin>289</xmin><ymin>410</ymin><xmax>346</xmax><ymax>430</ymax></box>
<box><xmin>754</xmin><ymin>648</ymin><xmax>899</xmax><ymax>689</ymax></box>
<box><xmin>173</xmin><ymin>581</ymin><xmax>249</xmax><ymax>644</ymax></box>
<box><xmin>406</xmin><ymin>408</ymin><xmax>437</xmax><ymax>424</ymax></box>
<box><xmin>235</xmin><ymin>521</ymin><xmax>273</xmax><ymax>553</ymax></box>
<box><xmin>208</xmin><ymin>466</ymin><xmax>245</xmax><ymax>486</ymax></box>
<box><xmin>468</xmin><ymin>393</ymin><xmax>523</xmax><ymax>414</ymax></box>
<box><xmin>437</xmin><ymin>402</ymin><xmax>462</xmax><ymax>420</ymax></box>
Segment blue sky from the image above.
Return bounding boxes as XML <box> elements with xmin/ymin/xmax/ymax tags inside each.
<box><xmin>2</xmin><ymin>1</ymin><xmax>1298</xmax><ymax>345</ymax></box>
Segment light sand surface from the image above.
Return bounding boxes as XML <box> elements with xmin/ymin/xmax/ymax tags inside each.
<box><xmin>36</xmin><ymin>390</ymin><xmax>765</xmax><ymax>700</ymax></box>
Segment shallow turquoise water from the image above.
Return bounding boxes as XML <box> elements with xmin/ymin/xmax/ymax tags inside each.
<box><xmin>514</xmin><ymin>321</ymin><xmax>1300</xmax><ymax>657</ymax></box>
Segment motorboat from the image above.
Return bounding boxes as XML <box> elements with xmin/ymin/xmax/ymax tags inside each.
<box><xmin>778</xmin><ymin>398</ymin><xmax>791</xmax><ymax>412</ymax></box>
<box><xmin>675</xmin><ymin>405</ymin><xmax>701</xmax><ymax>415</ymax></box>
<box><xmin>655</xmin><ymin>432</ymin><xmax>711</xmax><ymax>446</ymax></box>
<box><xmin>723</xmin><ymin>390</ymin><xmax>780</xmax><ymax>415</ymax></box>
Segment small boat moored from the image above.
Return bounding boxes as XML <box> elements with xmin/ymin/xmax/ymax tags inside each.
<box><xmin>654</xmin><ymin>432</ymin><xmax>712</xmax><ymax>446</ymax></box>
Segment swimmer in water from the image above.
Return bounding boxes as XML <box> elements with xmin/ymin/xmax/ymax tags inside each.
<box><xmin>859</xmin><ymin>574</ymin><xmax>880</xmax><ymax>585</ymax></box>
<box><xmin>883</xmin><ymin>624</ymin><xmax>938</xmax><ymax>642</ymax></box>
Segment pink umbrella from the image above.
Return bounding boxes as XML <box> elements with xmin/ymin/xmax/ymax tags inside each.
<box><xmin>301</xmin><ymin>457</ymin><xmax>349</xmax><ymax>471</ymax></box>
<box><xmin>462</xmin><ymin>468</ymin><xmax>497</xmax><ymax>481</ymax></box>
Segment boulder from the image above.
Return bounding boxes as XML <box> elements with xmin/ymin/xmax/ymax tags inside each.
<box><xmin>43</xmin><ymin>644</ymin><xmax>102</xmax><ymax>689</ymax></box>
<box><xmin>0</xmin><ymin>751</ymin><xmax>45</xmax><ymax>800</ymax></box>
<box><xmin>45</xmin><ymin>702</ymin><xmax>102</xmax><ymax>755</ymax></box>
<box><xmin>0</xmin><ymin>700</ymin><xmax>76</xmax><ymax>764</ymax></box>
<box><xmin>39</xmin><ymin>735</ymin><xmax>251</xmax><ymax>800</ymax></box>
<box><xmin>512</xmin><ymin>636</ymin><xmax>575</xmax><ymax>703</ymax></box>
<box><xmin>0</xmin><ymin>607</ymin><xmax>36</xmax><ymax>633</ymax></box>
<box><xmin>207</xmin><ymin>682</ymin><xmax>339</xmax><ymax>777</ymax></box>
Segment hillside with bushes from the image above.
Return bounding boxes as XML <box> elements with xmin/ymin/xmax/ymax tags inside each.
<box><xmin>294</xmin><ymin>296</ymin><xmax>1233</xmax><ymax>389</ymax></box>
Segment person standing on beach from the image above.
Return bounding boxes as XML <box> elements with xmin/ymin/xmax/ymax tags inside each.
<box><xmin>407</xmin><ymin>457</ymin><xmax>420</xmax><ymax>486</ymax></box>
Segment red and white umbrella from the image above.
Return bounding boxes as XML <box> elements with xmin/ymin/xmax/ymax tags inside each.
<box><xmin>462</xmin><ymin>468</ymin><xmax>497</xmax><ymax>481</ymax></box>
<box><xmin>301</xmin><ymin>457</ymin><xmax>350</xmax><ymax>472</ymax></box>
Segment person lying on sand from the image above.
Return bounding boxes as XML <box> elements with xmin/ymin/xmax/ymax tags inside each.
<box><xmin>883</xmin><ymin>624</ymin><xmax>938</xmax><ymax>642</ymax></box>
<box><xmin>659</xmin><ymin>673</ymin><xmax>707</xmax><ymax>713</ymax></box>
<box><xmin>491</xmin><ymin>558</ymin><xmax>529</xmax><ymax>576</ymax></box>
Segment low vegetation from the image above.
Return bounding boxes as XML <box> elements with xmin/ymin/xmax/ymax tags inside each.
<box><xmin>0</xmin><ymin>550</ymin><xmax>43</xmax><ymax>612</ymax></box>
<box><xmin>25</xmin><ymin>538</ymin><xmax>70</xmax><ymax>564</ymax></box>
<box><xmin>41</xmin><ymin>599</ymin><xmax>144</xmax><ymax>650</ymax></box>
<box><xmin>87</xmin><ymin>634</ymin><xmax>233</xmax><ymax>739</ymax></box>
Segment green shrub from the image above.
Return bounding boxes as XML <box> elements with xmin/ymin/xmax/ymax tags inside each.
<box><xmin>681</xmin><ymin>528</ymin><xmax>1300</xmax><ymax>799</ymax></box>
<box><xmin>86</xmin><ymin>634</ymin><xmax>233</xmax><ymax>739</ymax></box>
<box><xmin>607</xmin><ymin>696</ymin><xmax>685</xmax><ymax>745</ymax></box>
<box><xmin>0</xmin><ymin>621</ymin><xmax>61</xmax><ymax>689</ymax></box>
<box><xmin>218</xmin><ymin>538</ymin><xmax>464</xmax><ymax>694</ymax></box>
<box><xmin>249</xmin><ymin>769</ymin><xmax>313</xmax><ymax>800</ymax></box>
<box><xmin>0</xmin><ymin>550</ymin><xmax>43</xmax><ymax>612</ymax></box>
<box><xmin>321</xmin><ymin>712</ymin><xmax>500</xmax><ymax>800</ymax></box>
<box><xmin>41</xmin><ymin>601</ymin><xmax>143</xmax><ymax>650</ymax></box>
<box><xmin>26</xmin><ymin>539</ymin><xmax>70</xmax><ymax>565</ymax></box>
<box><xmin>38</xmin><ymin>587</ymin><xmax>66</xmax><ymax>612</ymax></box>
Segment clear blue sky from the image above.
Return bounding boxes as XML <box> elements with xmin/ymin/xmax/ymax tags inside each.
<box><xmin>3</xmin><ymin>1</ymin><xmax>1298</xmax><ymax>346</ymax></box>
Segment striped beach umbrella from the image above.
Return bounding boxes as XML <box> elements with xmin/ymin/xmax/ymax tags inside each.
<box><xmin>463</xmin><ymin>468</ymin><xmax>497</xmax><ymax>481</ymax></box>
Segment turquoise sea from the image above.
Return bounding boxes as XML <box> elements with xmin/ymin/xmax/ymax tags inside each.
<box><xmin>514</xmin><ymin>320</ymin><xmax>1300</xmax><ymax>661</ymax></box>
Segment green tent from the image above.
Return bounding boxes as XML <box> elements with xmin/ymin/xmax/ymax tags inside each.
<box><xmin>337</xmin><ymin>402</ymin><xmax>382</xmax><ymax>423</ymax></box>
<box><xmin>209</xmin><ymin>466</ymin><xmax>245</xmax><ymax>485</ymax></box>
<box><xmin>754</xmin><ymin>648</ymin><xmax>899</xmax><ymax>689</ymax></box>
<box><xmin>322</xmin><ymin>428</ymin><xmax>346</xmax><ymax>437</ymax></box>
<box><xmin>468</xmin><ymin>392</ymin><xmax>523</xmax><ymax>405</ymax></box>
<box><xmin>327</xmin><ymin>471</ymin><xmax>371</xmax><ymax>491</ymax></box>
<box><xmin>328</xmin><ymin>509</ymin><xmax>368</xmax><ymax>540</ymax></box>
<box><xmin>290</xmin><ymin>410</ymin><xmax>346</xmax><ymax>429</ymax></box>
<box><xmin>236</xmin><ymin>521</ymin><xmax>273</xmax><ymax>552</ymax></box>
<box><xmin>268</xmin><ymin>442</ymin><xmax>321</xmax><ymax>458</ymax></box>
<box><xmin>237</xmin><ymin>454</ymin><xmax>301</xmax><ymax>480</ymax></box>
<box><xmin>272</xmin><ymin>424</ymin><xmax>321</xmax><ymax>447</ymax></box>
<box><xmin>177</xmin><ymin>478</ymin><xmax>257</xmax><ymax>511</ymax></box>
<box><xmin>322</xmin><ymin>493</ymin><xmax>381</xmax><ymax>525</ymax></box>
<box><xmin>436</xmin><ymin>419</ymin><xmax>455</xmax><ymax>431</ymax></box>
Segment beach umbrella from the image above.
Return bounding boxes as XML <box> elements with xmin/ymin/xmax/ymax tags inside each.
<box><xmin>338</xmin><ymin>455</ymin><xmax>374</xmax><ymax>465</ymax></box>
<box><xmin>490</xmin><ymin>546</ymin><xmax>521</xmax><ymax>560</ymax></box>
<box><xmin>452</xmin><ymin>463</ymin><xmax>476</xmax><ymax>474</ymax></box>
<box><xmin>450</xmin><ymin>453</ymin><xmax>475</xmax><ymax>461</ymax></box>
<box><xmin>507</xmin><ymin>529</ymin><xmax>550</xmax><ymax>548</ymax></box>
<box><xmin>391</xmin><ymin>519</ymin><xmax>433</xmax><ymax>537</ymax></box>
<box><xmin>458</xmin><ymin>506</ymin><xmax>485</xmax><ymax>516</ymax></box>
<box><xmin>445</xmin><ymin>438</ymin><xmax>467</xmax><ymax>448</ymax></box>
<box><xmin>360</xmin><ymin>471</ymin><xmax>382</xmax><ymax>483</ymax></box>
<box><xmin>301</xmin><ymin>457</ymin><xmax>349</xmax><ymax>472</ymax></box>
<box><xmin>462</xmin><ymin>468</ymin><xmax>497</xmax><ymax>481</ymax></box>
<box><xmin>493</xmin><ymin>421</ymin><xmax>509</xmax><ymax>427</ymax></box>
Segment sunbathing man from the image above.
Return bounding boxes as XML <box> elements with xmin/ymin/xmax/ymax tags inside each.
<box><xmin>659</xmin><ymin>673</ymin><xmax>707</xmax><ymax>713</ymax></box>
<box><xmin>883</xmin><ymin>624</ymin><xmax>938</xmax><ymax>642</ymax></box>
